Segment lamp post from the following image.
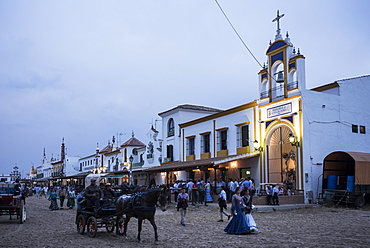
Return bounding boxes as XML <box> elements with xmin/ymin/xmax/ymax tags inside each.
<box><xmin>129</xmin><ymin>155</ymin><xmax>134</xmax><ymax>186</ymax></box>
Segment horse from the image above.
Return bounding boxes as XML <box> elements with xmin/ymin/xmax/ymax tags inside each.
<box><xmin>117</xmin><ymin>184</ymin><xmax>148</xmax><ymax>196</ymax></box>
<box><xmin>115</xmin><ymin>187</ymin><xmax>167</xmax><ymax>243</ymax></box>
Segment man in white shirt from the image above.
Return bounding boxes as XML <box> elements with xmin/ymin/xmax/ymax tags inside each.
<box><xmin>186</xmin><ymin>179</ymin><xmax>194</xmax><ymax>202</ymax></box>
<box><xmin>241</xmin><ymin>178</ymin><xmax>251</xmax><ymax>192</ymax></box>
<box><xmin>217</xmin><ymin>186</ymin><xmax>231</xmax><ymax>222</ymax></box>
<box><xmin>228</xmin><ymin>178</ymin><xmax>237</xmax><ymax>202</ymax></box>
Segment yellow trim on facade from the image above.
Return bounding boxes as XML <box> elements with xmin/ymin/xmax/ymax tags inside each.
<box><xmin>179</xmin><ymin>101</ymin><xmax>258</xmax><ymax>128</ymax></box>
<box><xmin>181</xmin><ymin>129</ymin><xmax>185</xmax><ymax>162</ymax></box>
<box><xmin>264</xmin><ymin>118</ymin><xmax>296</xmax><ymax>136</ymax></box>
<box><xmin>259</xmin><ymin>94</ymin><xmax>301</xmax><ymax>108</ymax></box>
<box><xmin>185</xmin><ymin>135</ymin><xmax>196</xmax><ymax>139</ymax></box>
<box><xmin>103</xmin><ymin>150</ymin><xmax>121</xmax><ymax>155</ymax></box>
<box><xmin>311</xmin><ymin>82</ymin><xmax>339</xmax><ymax>92</ymax></box>
<box><xmin>289</xmin><ymin>54</ymin><xmax>305</xmax><ymax>62</ymax></box>
<box><xmin>215</xmin><ymin>127</ymin><xmax>229</xmax><ymax>132</ymax></box>
<box><xmin>299</xmin><ymin>99</ymin><xmax>303</xmax><ymax>190</ymax></box>
<box><xmin>199</xmin><ymin>131</ymin><xmax>211</xmax><ymax>135</ymax></box>
<box><xmin>235</xmin><ymin>122</ymin><xmax>250</xmax><ymax>126</ymax></box>
<box><xmin>258</xmin><ymin>68</ymin><xmax>268</xmax><ymax>75</ymax></box>
<box><xmin>266</xmin><ymin>40</ymin><xmax>289</xmax><ymax>55</ymax></box>
<box><xmin>186</xmin><ymin>154</ymin><xmax>196</xmax><ymax>161</ymax></box>
<box><xmin>237</xmin><ymin>146</ymin><xmax>250</xmax><ymax>154</ymax></box>
<box><xmin>217</xmin><ymin>150</ymin><xmax>228</xmax><ymax>157</ymax></box>
<box><xmin>213</xmin><ymin>120</ymin><xmax>216</xmax><ymax>157</ymax></box>
<box><xmin>200</xmin><ymin>152</ymin><xmax>211</xmax><ymax>159</ymax></box>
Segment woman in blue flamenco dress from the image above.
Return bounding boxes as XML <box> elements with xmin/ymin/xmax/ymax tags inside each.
<box><xmin>224</xmin><ymin>187</ymin><xmax>250</xmax><ymax>235</ymax></box>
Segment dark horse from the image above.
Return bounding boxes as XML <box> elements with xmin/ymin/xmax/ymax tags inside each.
<box><xmin>115</xmin><ymin>187</ymin><xmax>167</xmax><ymax>243</ymax></box>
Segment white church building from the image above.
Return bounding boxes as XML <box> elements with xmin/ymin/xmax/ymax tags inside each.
<box><xmin>146</xmin><ymin>12</ymin><xmax>370</xmax><ymax>204</ymax></box>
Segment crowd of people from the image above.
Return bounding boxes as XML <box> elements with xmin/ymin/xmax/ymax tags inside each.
<box><xmin>14</xmin><ymin>176</ymin><xmax>285</xmax><ymax>235</ymax></box>
<box><xmin>171</xmin><ymin>177</ymin><xmax>261</xmax><ymax>234</ymax></box>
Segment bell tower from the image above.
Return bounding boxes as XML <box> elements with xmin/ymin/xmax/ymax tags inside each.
<box><xmin>258</xmin><ymin>10</ymin><xmax>306</xmax><ymax>105</ymax></box>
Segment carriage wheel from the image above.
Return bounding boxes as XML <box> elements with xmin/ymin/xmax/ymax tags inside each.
<box><xmin>354</xmin><ymin>195</ymin><xmax>365</xmax><ymax>208</ymax></box>
<box><xmin>117</xmin><ymin>216</ymin><xmax>125</xmax><ymax>236</ymax></box>
<box><xmin>87</xmin><ymin>216</ymin><xmax>97</xmax><ymax>238</ymax></box>
<box><xmin>76</xmin><ymin>214</ymin><xmax>86</xmax><ymax>234</ymax></box>
<box><xmin>19</xmin><ymin>201</ymin><xmax>26</xmax><ymax>224</ymax></box>
<box><xmin>106</xmin><ymin>219</ymin><xmax>115</xmax><ymax>233</ymax></box>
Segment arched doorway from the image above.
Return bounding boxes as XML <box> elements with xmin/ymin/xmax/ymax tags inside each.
<box><xmin>267</xmin><ymin>125</ymin><xmax>297</xmax><ymax>192</ymax></box>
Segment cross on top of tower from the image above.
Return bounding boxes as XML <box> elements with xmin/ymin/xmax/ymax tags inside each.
<box><xmin>272</xmin><ymin>10</ymin><xmax>285</xmax><ymax>41</ymax></box>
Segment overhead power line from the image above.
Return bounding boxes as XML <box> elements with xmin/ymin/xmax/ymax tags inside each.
<box><xmin>214</xmin><ymin>0</ymin><xmax>263</xmax><ymax>68</ymax></box>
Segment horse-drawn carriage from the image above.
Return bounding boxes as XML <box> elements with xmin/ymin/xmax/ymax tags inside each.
<box><xmin>0</xmin><ymin>183</ymin><xmax>26</xmax><ymax>224</ymax></box>
<box><xmin>76</xmin><ymin>203</ymin><xmax>124</xmax><ymax>238</ymax></box>
<box><xmin>76</xmin><ymin>187</ymin><xmax>167</xmax><ymax>241</ymax></box>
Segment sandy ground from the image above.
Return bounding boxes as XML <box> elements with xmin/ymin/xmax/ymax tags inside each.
<box><xmin>0</xmin><ymin>196</ymin><xmax>370</xmax><ymax>248</ymax></box>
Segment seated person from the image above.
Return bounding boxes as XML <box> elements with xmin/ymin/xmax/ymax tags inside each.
<box><xmin>76</xmin><ymin>189</ymin><xmax>86</xmax><ymax>210</ymax></box>
<box><xmin>102</xmin><ymin>183</ymin><xmax>116</xmax><ymax>207</ymax></box>
<box><xmin>84</xmin><ymin>179</ymin><xmax>104</xmax><ymax>211</ymax></box>
<box><xmin>278</xmin><ymin>187</ymin><xmax>284</xmax><ymax>196</ymax></box>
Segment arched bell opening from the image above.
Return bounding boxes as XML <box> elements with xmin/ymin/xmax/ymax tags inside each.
<box><xmin>271</xmin><ymin>62</ymin><xmax>285</xmax><ymax>100</ymax></box>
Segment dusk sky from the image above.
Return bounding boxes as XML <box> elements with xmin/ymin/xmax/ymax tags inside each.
<box><xmin>1</xmin><ymin>1</ymin><xmax>369</xmax><ymax>176</ymax></box>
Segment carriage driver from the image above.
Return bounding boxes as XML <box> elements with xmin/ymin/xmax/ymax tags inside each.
<box><xmin>84</xmin><ymin>179</ymin><xmax>104</xmax><ymax>211</ymax></box>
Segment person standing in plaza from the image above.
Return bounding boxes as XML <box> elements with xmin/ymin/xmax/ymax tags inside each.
<box><xmin>249</xmin><ymin>178</ymin><xmax>255</xmax><ymax>203</ymax></box>
<box><xmin>43</xmin><ymin>186</ymin><xmax>49</xmax><ymax>197</ymax></box>
<box><xmin>272</xmin><ymin>185</ymin><xmax>280</xmax><ymax>205</ymax></box>
<box><xmin>242</xmin><ymin>189</ymin><xmax>258</xmax><ymax>232</ymax></box>
<box><xmin>66</xmin><ymin>188</ymin><xmax>76</xmax><ymax>209</ymax></box>
<box><xmin>192</xmin><ymin>181</ymin><xmax>198</xmax><ymax>205</ymax></box>
<box><xmin>186</xmin><ymin>179</ymin><xmax>194</xmax><ymax>202</ymax></box>
<box><xmin>217</xmin><ymin>186</ymin><xmax>231</xmax><ymax>222</ymax></box>
<box><xmin>177</xmin><ymin>187</ymin><xmax>189</xmax><ymax>226</ymax></box>
<box><xmin>241</xmin><ymin>177</ymin><xmax>251</xmax><ymax>192</ymax></box>
<box><xmin>197</xmin><ymin>179</ymin><xmax>204</xmax><ymax>204</ymax></box>
<box><xmin>204</xmin><ymin>180</ymin><xmax>213</xmax><ymax>205</ymax></box>
<box><xmin>35</xmin><ymin>185</ymin><xmax>40</xmax><ymax>198</ymax></box>
<box><xmin>224</xmin><ymin>187</ymin><xmax>250</xmax><ymax>235</ymax></box>
<box><xmin>266</xmin><ymin>185</ymin><xmax>273</xmax><ymax>205</ymax></box>
<box><xmin>172</xmin><ymin>180</ymin><xmax>179</xmax><ymax>202</ymax></box>
<box><xmin>57</xmin><ymin>186</ymin><xmax>67</xmax><ymax>209</ymax></box>
<box><xmin>48</xmin><ymin>188</ymin><xmax>59</xmax><ymax>210</ymax></box>
<box><xmin>228</xmin><ymin>178</ymin><xmax>237</xmax><ymax>202</ymax></box>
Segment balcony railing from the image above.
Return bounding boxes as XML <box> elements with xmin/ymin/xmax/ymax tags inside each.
<box><xmin>133</xmin><ymin>161</ymin><xmax>144</xmax><ymax>167</ymax></box>
<box><xmin>287</xmin><ymin>81</ymin><xmax>298</xmax><ymax>90</ymax></box>
<box><xmin>260</xmin><ymin>81</ymin><xmax>299</xmax><ymax>99</ymax></box>
<box><xmin>260</xmin><ymin>90</ymin><xmax>269</xmax><ymax>98</ymax></box>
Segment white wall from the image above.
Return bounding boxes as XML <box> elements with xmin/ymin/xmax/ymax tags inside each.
<box><xmin>302</xmin><ymin>76</ymin><xmax>370</xmax><ymax>200</ymax></box>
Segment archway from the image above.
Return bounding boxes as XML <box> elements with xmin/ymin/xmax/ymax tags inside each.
<box><xmin>267</xmin><ymin>125</ymin><xmax>297</xmax><ymax>192</ymax></box>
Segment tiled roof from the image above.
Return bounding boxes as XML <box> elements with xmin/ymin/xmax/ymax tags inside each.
<box><xmin>121</xmin><ymin>137</ymin><xmax>145</xmax><ymax>147</ymax></box>
<box><xmin>100</xmin><ymin>144</ymin><xmax>113</xmax><ymax>153</ymax></box>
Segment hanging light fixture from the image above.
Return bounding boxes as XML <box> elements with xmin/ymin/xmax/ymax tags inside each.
<box><xmin>289</xmin><ymin>133</ymin><xmax>299</xmax><ymax>147</ymax></box>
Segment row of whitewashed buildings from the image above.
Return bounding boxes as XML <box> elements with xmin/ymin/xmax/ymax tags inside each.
<box><xmin>28</xmin><ymin>14</ymin><xmax>370</xmax><ymax>204</ymax></box>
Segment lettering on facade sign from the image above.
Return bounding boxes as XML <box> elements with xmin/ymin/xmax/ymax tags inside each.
<box><xmin>267</xmin><ymin>103</ymin><xmax>292</xmax><ymax>118</ymax></box>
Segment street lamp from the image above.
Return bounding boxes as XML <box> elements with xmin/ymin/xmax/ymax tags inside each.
<box><xmin>289</xmin><ymin>133</ymin><xmax>300</xmax><ymax>147</ymax></box>
<box><xmin>129</xmin><ymin>155</ymin><xmax>134</xmax><ymax>186</ymax></box>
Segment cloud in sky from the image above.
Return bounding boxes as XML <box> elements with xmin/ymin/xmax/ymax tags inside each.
<box><xmin>0</xmin><ymin>0</ymin><xmax>369</xmax><ymax>175</ymax></box>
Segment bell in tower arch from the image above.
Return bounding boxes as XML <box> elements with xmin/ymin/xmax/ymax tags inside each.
<box><xmin>276</xmin><ymin>71</ymin><xmax>284</xmax><ymax>84</ymax></box>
